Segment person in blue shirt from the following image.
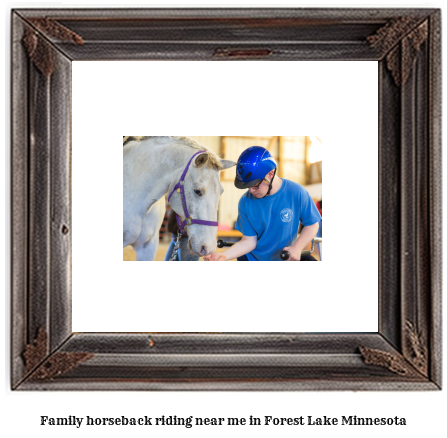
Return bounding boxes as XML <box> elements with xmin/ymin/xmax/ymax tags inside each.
<box><xmin>204</xmin><ymin>146</ymin><xmax>322</xmax><ymax>261</ymax></box>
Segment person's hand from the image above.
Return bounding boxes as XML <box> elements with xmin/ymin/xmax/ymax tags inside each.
<box><xmin>203</xmin><ymin>252</ymin><xmax>227</xmax><ymax>261</ymax></box>
<box><xmin>283</xmin><ymin>246</ymin><xmax>302</xmax><ymax>261</ymax></box>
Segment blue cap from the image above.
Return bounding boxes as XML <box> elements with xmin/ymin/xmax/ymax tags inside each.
<box><xmin>234</xmin><ymin>146</ymin><xmax>277</xmax><ymax>189</ymax></box>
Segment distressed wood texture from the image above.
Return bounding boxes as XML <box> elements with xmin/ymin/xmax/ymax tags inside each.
<box><xmin>11</xmin><ymin>8</ymin><xmax>441</xmax><ymax>390</ymax></box>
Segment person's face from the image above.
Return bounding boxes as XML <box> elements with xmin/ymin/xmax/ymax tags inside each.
<box><xmin>248</xmin><ymin>170</ymin><xmax>274</xmax><ymax>198</ymax></box>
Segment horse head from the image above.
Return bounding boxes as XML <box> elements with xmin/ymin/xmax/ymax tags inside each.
<box><xmin>168</xmin><ymin>150</ymin><xmax>235</xmax><ymax>257</ymax></box>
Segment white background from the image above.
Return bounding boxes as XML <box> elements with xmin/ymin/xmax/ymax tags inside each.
<box><xmin>2</xmin><ymin>1</ymin><xmax>445</xmax><ymax>438</ymax></box>
<box><xmin>72</xmin><ymin>60</ymin><xmax>378</xmax><ymax>332</ymax></box>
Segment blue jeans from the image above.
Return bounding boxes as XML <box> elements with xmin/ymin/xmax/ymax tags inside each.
<box><xmin>164</xmin><ymin>240</ymin><xmax>178</xmax><ymax>261</ymax></box>
<box><xmin>164</xmin><ymin>239</ymin><xmax>200</xmax><ymax>261</ymax></box>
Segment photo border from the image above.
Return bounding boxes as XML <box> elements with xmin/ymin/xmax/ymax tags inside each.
<box><xmin>11</xmin><ymin>8</ymin><xmax>442</xmax><ymax>390</ymax></box>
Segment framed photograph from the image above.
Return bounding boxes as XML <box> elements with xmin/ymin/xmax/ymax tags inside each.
<box><xmin>11</xmin><ymin>8</ymin><xmax>441</xmax><ymax>390</ymax></box>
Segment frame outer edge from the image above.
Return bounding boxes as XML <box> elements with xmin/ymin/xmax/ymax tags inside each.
<box><xmin>28</xmin><ymin>45</ymin><xmax>52</xmax><ymax>352</ymax></box>
<box><xmin>16</xmin><ymin>379</ymin><xmax>441</xmax><ymax>392</ymax></box>
<box><xmin>10</xmin><ymin>7</ymin><xmax>442</xmax><ymax>391</ymax></box>
<box><xmin>13</xmin><ymin>7</ymin><xmax>438</xmax><ymax>20</ymax></box>
<box><xmin>11</xmin><ymin>12</ymin><xmax>29</xmax><ymax>388</ymax></box>
<box><xmin>428</xmin><ymin>10</ymin><xmax>442</xmax><ymax>388</ymax></box>
<box><xmin>401</xmin><ymin>43</ymin><xmax>417</xmax><ymax>365</ymax></box>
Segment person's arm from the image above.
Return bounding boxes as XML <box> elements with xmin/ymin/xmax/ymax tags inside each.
<box><xmin>283</xmin><ymin>222</ymin><xmax>319</xmax><ymax>261</ymax></box>
<box><xmin>204</xmin><ymin>235</ymin><xmax>257</xmax><ymax>261</ymax></box>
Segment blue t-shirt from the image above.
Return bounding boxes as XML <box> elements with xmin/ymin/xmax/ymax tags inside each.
<box><xmin>235</xmin><ymin>179</ymin><xmax>322</xmax><ymax>261</ymax></box>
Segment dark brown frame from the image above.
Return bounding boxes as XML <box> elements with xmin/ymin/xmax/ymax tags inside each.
<box><xmin>11</xmin><ymin>8</ymin><xmax>441</xmax><ymax>390</ymax></box>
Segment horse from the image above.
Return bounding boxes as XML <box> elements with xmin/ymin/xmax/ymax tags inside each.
<box><xmin>123</xmin><ymin>136</ymin><xmax>236</xmax><ymax>261</ymax></box>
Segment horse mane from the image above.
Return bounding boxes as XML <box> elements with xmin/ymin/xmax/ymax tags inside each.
<box><xmin>123</xmin><ymin>136</ymin><xmax>146</xmax><ymax>145</ymax></box>
<box><xmin>123</xmin><ymin>136</ymin><xmax>223</xmax><ymax>170</ymax></box>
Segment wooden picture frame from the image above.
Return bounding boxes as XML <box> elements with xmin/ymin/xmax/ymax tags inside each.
<box><xmin>11</xmin><ymin>8</ymin><xmax>441</xmax><ymax>390</ymax></box>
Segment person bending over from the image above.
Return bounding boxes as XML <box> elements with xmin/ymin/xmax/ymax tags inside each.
<box><xmin>204</xmin><ymin>146</ymin><xmax>321</xmax><ymax>261</ymax></box>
